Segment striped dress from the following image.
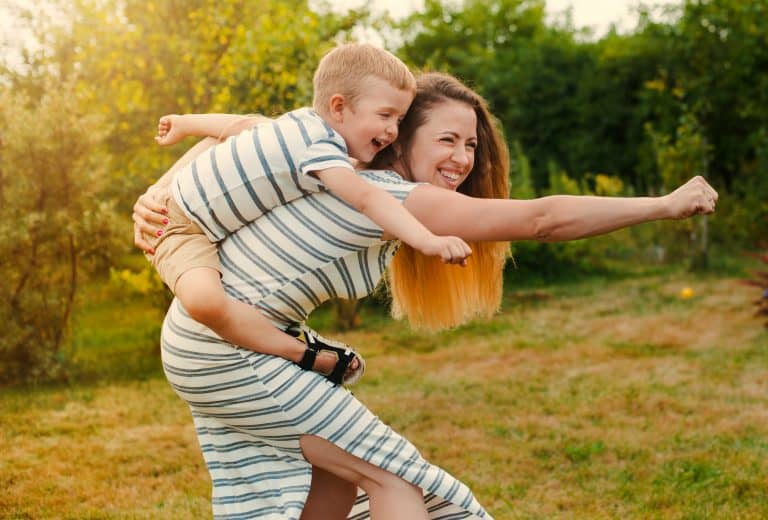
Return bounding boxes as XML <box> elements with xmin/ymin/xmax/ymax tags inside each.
<box><xmin>161</xmin><ymin>169</ymin><xmax>492</xmax><ymax>519</ymax></box>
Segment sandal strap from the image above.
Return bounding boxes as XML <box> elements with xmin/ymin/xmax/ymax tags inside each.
<box><xmin>297</xmin><ymin>346</ymin><xmax>317</xmax><ymax>371</ymax></box>
<box><xmin>326</xmin><ymin>349</ymin><xmax>356</xmax><ymax>385</ymax></box>
<box><xmin>293</xmin><ymin>324</ymin><xmax>364</xmax><ymax>385</ymax></box>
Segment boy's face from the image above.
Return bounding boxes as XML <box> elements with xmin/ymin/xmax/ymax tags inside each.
<box><xmin>333</xmin><ymin>76</ymin><xmax>414</xmax><ymax>164</ymax></box>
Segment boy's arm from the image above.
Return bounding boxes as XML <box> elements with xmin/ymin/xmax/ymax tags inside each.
<box><xmin>314</xmin><ymin>167</ymin><xmax>472</xmax><ymax>264</ymax></box>
<box><xmin>156</xmin><ymin>114</ymin><xmax>270</xmax><ymax>146</ymax></box>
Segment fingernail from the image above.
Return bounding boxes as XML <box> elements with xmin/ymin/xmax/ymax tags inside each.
<box><xmin>162</xmin><ymin>218</ymin><xmax>169</xmax><ymax>225</ymax></box>
<box><xmin>156</xmin><ymin>229</ymin><xmax>163</xmax><ymax>237</ymax></box>
<box><xmin>149</xmin><ymin>249</ymin><xmax>155</xmax><ymax>255</ymax></box>
<box><xmin>161</xmin><ymin>207</ymin><xmax>168</xmax><ymax>214</ymax></box>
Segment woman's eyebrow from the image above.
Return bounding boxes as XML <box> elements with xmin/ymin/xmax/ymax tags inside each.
<box><xmin>439</xmin><ymin>130</ymin><xmax>477</xmax><ymax>141</ymax></box>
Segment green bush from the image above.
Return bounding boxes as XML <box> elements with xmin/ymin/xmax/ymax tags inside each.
<box><xmin>0</xmin><ymin>80</ymin><xmax>123</xmax><ymax>384</ymax></box>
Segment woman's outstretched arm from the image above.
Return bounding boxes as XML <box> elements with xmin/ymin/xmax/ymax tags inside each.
<box><xmin>402</xmin><ymin>176</ymin><xmax>717</xmax><ymax>243</ymax></box>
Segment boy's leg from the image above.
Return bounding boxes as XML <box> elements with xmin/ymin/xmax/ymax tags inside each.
<box><xmin>174</xmin><ymin>267</ymin><xmax>357</xmax><ymax>376</ymax></box>
<box><xmin>175</xmin><ymin>267</ymin><xmax>307</xmax><ymax>362</ymax></box>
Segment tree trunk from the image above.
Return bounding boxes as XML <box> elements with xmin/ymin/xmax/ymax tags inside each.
<box><xmin>332</xmin><ymin>299</ymin><xmax>361</xmax><ymax>330</ymax></box>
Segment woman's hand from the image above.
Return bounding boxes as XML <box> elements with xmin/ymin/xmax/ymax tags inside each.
<box><xmin>133</xmin><ymin>188</ymin><xmax>168</xmax><ymax>254</ymax></box>
<box><xmin>664</xmin><ymin>176</ymin><xmax>719</xmax><ymax>219</ymax></box>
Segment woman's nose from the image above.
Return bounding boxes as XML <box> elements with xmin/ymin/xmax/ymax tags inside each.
<box><xmin>452</xmin><ymin>146</ymin><xmax>470</xmax><ymax>166</ymax></box>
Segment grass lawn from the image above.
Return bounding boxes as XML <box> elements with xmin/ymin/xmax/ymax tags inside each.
<box><xmin>1</xmin><ymin>269</ymin><xmax>766</xmax><ymax>519</ymax></box>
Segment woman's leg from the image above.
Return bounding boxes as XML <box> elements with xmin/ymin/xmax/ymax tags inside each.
<box><xmin>300</xmin><ymin>466</ymin><xmax>357</xmax><ymax>520</ymax></box>
<box><xmin>300</xmin><ymin>435</ymin><xmax>429</xmax><ymax>520</ymax></box>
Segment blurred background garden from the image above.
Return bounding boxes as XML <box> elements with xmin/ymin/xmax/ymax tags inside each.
<box><xmin>1</xmin><ymin>0</ymin><xmax>767</xmax><ymax>517</ymax></box>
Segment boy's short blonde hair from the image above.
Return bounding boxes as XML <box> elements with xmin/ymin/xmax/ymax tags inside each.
<box><xmin>312</xmin><ymin>43</ymin><xmax>416</xmax><ymax>115</ymax></box>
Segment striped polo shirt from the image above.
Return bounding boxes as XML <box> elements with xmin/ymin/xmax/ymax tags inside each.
<box><xmin>171</xmin><ymin>108</ymin><xmax>354</xmax><ymax>242</ymax></box>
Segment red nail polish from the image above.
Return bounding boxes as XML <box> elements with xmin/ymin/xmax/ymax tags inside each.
<box><xmin>162</xmin><ymin>218</ymin><xmax>169</xmax><ymax>225</ymax></box>
<box><xmin>156</xmin><ymin>229</ymin><xmax>163</xmax><ymax>237</ymax></box>
<box><xmin>149</xmin><ymin>249</ymin><xmax>155</xmax><ymax>255</ymax></box>
<box><xmin>161</xmin><ymin>207</ymin><xmax>169</xmax><ymax>214</ymax></box>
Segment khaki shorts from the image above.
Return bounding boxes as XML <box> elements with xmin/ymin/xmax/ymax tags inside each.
<box><xmin>145</xmin><ymin>189</ymin><xmax>221</xmax><ymax>293</ymax></box>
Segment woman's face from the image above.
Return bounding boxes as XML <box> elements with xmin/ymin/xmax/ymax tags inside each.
<box><xmin>404</xmin><ymin>99</ymin><xmax>478</xmax><ymax>191</ymax></box>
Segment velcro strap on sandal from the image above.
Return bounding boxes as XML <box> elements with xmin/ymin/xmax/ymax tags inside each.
<box><xmin>326</xmin><ymin>350</ymin><xmax>354</xmax><ymax>385</ymax></box>
<box><xmin>297</xmin><ymin>347</ymin><xmax>317</xmax><ymax>371</ymax></box>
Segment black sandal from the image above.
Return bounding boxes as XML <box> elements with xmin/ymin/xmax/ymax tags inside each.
<box><xmin>293</xmin><ymin>325</ymin><xmax>366</xmax><ymax>385</ymax></box>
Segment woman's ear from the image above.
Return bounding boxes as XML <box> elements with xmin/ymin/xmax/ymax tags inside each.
<box><xmin>328</xmin><ymin>94</ymin><xmax>346</xmax><ymax>123</ymax></box>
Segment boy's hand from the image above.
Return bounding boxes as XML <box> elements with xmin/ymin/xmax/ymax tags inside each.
<box><xmin>154</xmin><ymin>115</ymin><xmax>185</xmax><ymax>146</ymax></box>
<box><xmin>419</xmin><ymin>235</ymin><xmax>472</xmax><ymax>266</ymax></box>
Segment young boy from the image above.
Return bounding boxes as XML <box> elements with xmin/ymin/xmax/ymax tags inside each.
<box><xmin>142</xmin><ymin>43</ymin><xmax>472</xmax><ymax>385</ymax></box>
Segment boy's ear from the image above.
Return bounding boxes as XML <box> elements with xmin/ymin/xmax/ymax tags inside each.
<box><xmin>328</xmin><ymin>94</ymin><xmax>346</xmax><ymax>122</ymax></box>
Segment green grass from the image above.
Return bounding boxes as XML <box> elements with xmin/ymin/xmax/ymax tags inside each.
<box><xmin>2</xmin><ymin>268</ymin><xmax>767</xmax><ymax>518</ymax></box>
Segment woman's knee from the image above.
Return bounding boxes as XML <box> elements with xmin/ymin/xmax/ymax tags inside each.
<box><xmin>175</xmin><ymin>269</ymin><xmax>228</xmax><ymax>325</ymax></box>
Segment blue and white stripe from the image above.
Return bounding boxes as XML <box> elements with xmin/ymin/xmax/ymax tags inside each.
<box><xmin>162</xmin><ymin>170</ymin><xmax>490</xmax><ymax>519</ymax></box>
<box><xmin>172</xmin><ymin>108</ymin><xmax>354</xmax><ymax>242</ymax></box>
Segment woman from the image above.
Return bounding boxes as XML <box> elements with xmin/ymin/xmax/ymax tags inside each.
<box><xmin>134</xmin><ymin>73</ymin><xmax>717</xmax><ymax>519</ymax></box>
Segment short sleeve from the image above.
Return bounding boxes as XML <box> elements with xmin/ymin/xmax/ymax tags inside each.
<box><xmin>356</xmin><ymin>169</ymin><xmax>424</xmax><ymax>202</ymax></box>
<box><xmin>297</xmin><ymin>135</ymin><xmax>355</xmax><ymax>177</ymax></box>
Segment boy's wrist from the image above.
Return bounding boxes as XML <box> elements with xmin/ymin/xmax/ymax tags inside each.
<box><xmin>173</xmin><ymin>115</ymin><xmax>190</xmax><ymax>134</ymax></box>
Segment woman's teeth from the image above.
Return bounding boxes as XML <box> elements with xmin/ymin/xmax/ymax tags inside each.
<box><xmin>439</xmin><ymin>169</ymin><xmax>460</xmax><ymax>181</ymax></box>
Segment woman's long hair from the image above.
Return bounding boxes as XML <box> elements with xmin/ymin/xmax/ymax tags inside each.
<box><xmin>371</xmin><ymin>73</ymin><xmax>511</xmax><ymax>331</ymax></box>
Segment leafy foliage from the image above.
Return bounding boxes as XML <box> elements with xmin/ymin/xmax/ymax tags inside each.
<box><xmin>0</xmin><ymin>79</ymin><xmax>122</xmax><ymax>384</ymax></box>
<box><xmin>395</xmin><ymin>0</ymin><xmax>766</xmax><ymax>260</ymax></box>
<box><xmin>4</xmin><ymin>0</ymin><xmax>367</xmax><ymax>205</ymax></box>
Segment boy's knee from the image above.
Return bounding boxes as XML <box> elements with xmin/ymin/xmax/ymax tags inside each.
<box><xmin>180</xmin><ymin>290</ymin><xmax>228</xmax><ymax>326</ymax></box>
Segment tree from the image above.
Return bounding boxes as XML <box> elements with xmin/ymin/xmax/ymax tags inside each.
<box><xmin>0</xmin><ymin>79</ymin><xmax>122</xmax><ymax>384</ymax></box>
<box><xmin>3</xmin><ymin>0</ymin><xmax>368</xmax><ymax>206</ymax></box>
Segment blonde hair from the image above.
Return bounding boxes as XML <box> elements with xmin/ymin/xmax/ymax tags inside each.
<box><xmin>312</xmin><ymin>43</ymin><xmax>416</xmax><ymax>115</ymax></box>
<box><xmin>371</xmin><ymin>73</ymin><xmax>511</xmax><ymax>331</ymax></box>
